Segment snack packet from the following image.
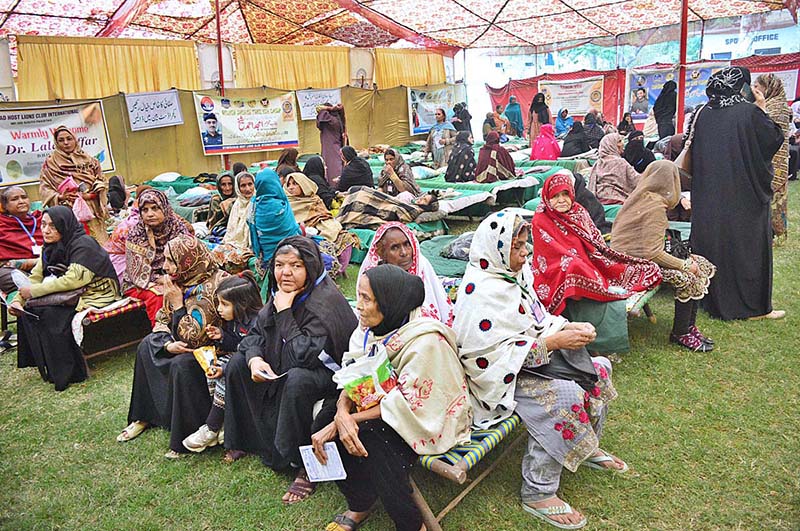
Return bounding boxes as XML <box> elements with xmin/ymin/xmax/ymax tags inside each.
<box><xmin>193</xmin><ymin>345</ymin><xmax>218</xmax><ymax>377</ymax></box>
<box><xmin>332</xmin><ymin>345</ymin><xmax>397</xmax><ymax>411</ymax></box>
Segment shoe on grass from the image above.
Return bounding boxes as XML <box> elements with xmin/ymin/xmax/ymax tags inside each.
<box><xmin>182</xmin><ymin>424</ymin><xmax>219</xmax><ymax>453</ymax></box>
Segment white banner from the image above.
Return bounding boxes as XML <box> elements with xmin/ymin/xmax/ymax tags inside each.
<box><xmin>296</xmin><ymin>89</ymin><xmax>342</xmax><ymax>121</ymax></box>
<box><xmin>538</xmin><ymin>77</ymin><xmax>603</xmax><ymax>116</ymax></box>
<box><xmin>407</xmin><ymin>84</ymin><xmax>466</xmax><ymax>136</ymax></box>
<box><xmin>125</xmin><ymin>89</ymin><xmax>184</xmax><ymax>131</ymax></box>
<box><xmin>764</xmin><ymin>69</ymin><xmax>798</xmax><ymax>102</ymax></box>
<box><xmin>0</xmin><ymin>101</ymin><xmax>114</xmax><ymax>187</ymax></box>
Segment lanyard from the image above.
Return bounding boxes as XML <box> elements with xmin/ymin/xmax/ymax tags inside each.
<box><xmin>14</xmin><ymin>215</ymin><xmax>37</xmax><ymax>245</ymax></box>
<box><xmin>362</xmin><ymin>327</ymin><xmax>397</xmax><ymax>355</ymax></box>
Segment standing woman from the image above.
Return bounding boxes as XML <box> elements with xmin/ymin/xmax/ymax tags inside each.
<box><xmin>528</xmin><ymin>93</ymin><xmax>551</xmax><ymax>140</ymax></box>
<box><xmin>653</xmin><ymin>81</ymin><xmax>677</xmax><ymax>138</ymax></box>
<box><xmin>10</xmin><ymin>206</ymin><xmax>120</xmax><ymax>391</ymax></box>
<box><xmin>505</xmin><ymin>96</ymin><xmax>525</xmax><ymax>137</ymax></box>
<box><xmin>755</xmin><ymin>73</ymin><xmax>792</xmax><ymax>244</ymax></box>
<box><xmin>316</xmin><ymin>103</ymin><xmax>347</xmax><ymax>184</ymax></box>
<box><xmin>423</xmin><ymin>108</ymin><xmax>457</xmax><ymax>168</ymax></box>
<box><xmin>689</xmin><ymin>67</ymin><xmax>784</xmax><ymax>320</ymax></box>
<box><xmin>445</xmin><ymin>131</ymin><xmax>477</xmax><ymax>183</ymax></box>
<box><xmin>39</xmin><ymin>126</ymin><xmax>109</xmax><ymax>244</ymax></box>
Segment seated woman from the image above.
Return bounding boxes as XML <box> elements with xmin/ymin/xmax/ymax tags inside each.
<box><xmin>212</xmin><ymin>171</ymin><xmax>258</xmax><ymax>274</ymax></box>
<box><xmin>454</xmin><ymin>211</ymin><xmax>625</xmax><ymax>530</ymax></box>
<box><xmin>476</xmin><ymin>131</ymin><xmax>515</xmax><ymax>183</ymax></box>
<box><xmin>39</xmin><ymin>126</ymin><xmax>109</xmax><ymax>244</ymax></box>
<box><xmin>10</xmin><ymin>206</ymin><xmax>120</xmax><ymax>391</ymax></box>
<box><xmin>588</xmin><ymin>134</ymin><xmax>640</xmax><ymax>205</ymax></box>
<box><xmin>482</xmin><ymin>112</ymin><xmax>497</xmax><ymax>140</ymax></box>
<box><xmin>555</xmin><ymin>108</ymin><xmax>574</xmax><ymax>138</ymax></box>
<box><xmin>623</xmin><ymin>130</ymin><xmax>656</xmax><ymax>174</ymax></box>
<box><xmin>611</xmin><ymin>161</ymin><xmax>716</xmax><ymax>352</ymax></box>
<box><xmin>312</xmin><ymin>264</ymin><xmax>471</xmax><ymax>531</ymax></box>
<box><xmin>444</xmin><ymin>131</ymin><xmax>477</xmax><ymax>183</ymax></box>
<box><xmin>249</xmin><ymin>169</ymin><xmax>302</xmax><ymax>271</ymax></box>
<box><xmin>377</xmin><ymin>149</ymin><xmax>421</xmax><ymax>198</ymax></box>
<box><xmin>276</xmin><ymin>148</ymin><xmax>301</xmax><ymax>181</ymax></box>
<box><xmin>223</xmin><ymin>236</ymin><xmax>357</xmax><ymax>502</ymax></box>
<box><xmin>422</xmin><ymin>108</ymin><xmax>457</xmax><ymax>168</ymax></box>
<box><xmin>107</xmin><ymin>175</ymin><xmax>129</xmax><ymax>212</ymax></box>
<box><xmin>560</xmin><ymin>122</ymin><xmax>592</xmax><ymax>158</ymax></box>
<box><xmin>0</xmin><ymin>186</ymin><xmax>44</xmax><ymax>293</ymax></box>
<box><xmin>302</xmin><ymin>156</ymin><xmax>336</xmax><ymax>210</ymax></box>
<box><xmin>338</xmin><ymin>146</ymin><xmax>374</xmax><ymax>192</ymax></box>
<box><xmin>616</xmin><ymin>112</ymin><xmax>634</xmax><ymax>136</ymax></box>
<box><xmin>359</xmin><ymin>222</ymin><xmax>454</xmax><ymax>326</ymax></box>
<box><xmin>124</xmin><ymin>189</ymin><xmax>191</xmax><ymax>325</ymax></box>
<box><xmin>583</xmin><ymin>113</ymin><xmax>605</xmax><ymax>150</ymax></box>
<box><xmin>205</xmin><ymin>171</ymin><xmax>237</xmax><ymax>233</ymax></box>
<box><xmin>337</xmin><ymin>187</ymin><xmax>439</xmax><ymax>230</ymax></box>
<box><xmin>103</xmin><ymin>184</ymin><xmax>152</xmax><ymax>284</ymax></box>
<box><xmin>530</xmin><ymin>123</ymin><xmax>561</xmax><ymax>161</ymax></box>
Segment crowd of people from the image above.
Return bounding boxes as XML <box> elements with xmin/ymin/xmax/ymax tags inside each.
<box><xmin>0</xmin><ymin>65</ymin><xmax>794</xmax><ymax>531</ymax></box>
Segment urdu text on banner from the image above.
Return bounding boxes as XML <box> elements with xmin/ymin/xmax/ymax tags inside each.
<box><xmin>537</xmin><ymin>77</ymin><xmax>604</xmax><ymax>117</ymax></box>
<box><xmin>125</xmin><ymin>90</ymin><xmax>184</xmax><ymax>131</ymax></box>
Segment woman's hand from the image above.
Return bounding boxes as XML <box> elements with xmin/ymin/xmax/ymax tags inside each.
<box><xmin>334</xmin><ymin>410</ymin><xmax>368</xmax><ymax>457</ymax></box>
<box><xmin>311</xmin><ymin>421</ymin><xmax>338</xmax><ymax>465</ymax></box>
<box><xmin>547</xmin><ymin>326</ymin><xmax>595</xmax><ymax>351</ymax></box>
<box><xmin>753</xmin><ymin>87</ymin><xmax>766</xmax><ymax>111</ymax></box>
<box><xmin>688</xmin><ymin>258</ymin><xmax>699</xmax><ymax>276</ymax></box>
<box><xmin>249</xmin><ymin>357</ymin><xmax>277</xmax><ymax>382</ymax></box>
<box><xmin>165</xmin><ymin>341</ymin><xmax>193</xmax><ymax>355</ymax></box>
<box><xmin>18</xmin><ymin>286</ymin><xmax>31</xmax><ymax>299</ymax></box>
<box><xmin>58</xmin><ymin>191</ymin><xmax>78</xmax><ymax>203</ymax></box>
<box><xmin>273</xmin><ymin>288</ymin><xmax>300</xmax><ymax>312</ymax></box>
<box><xmin>8</xmin><ymin>301</ymin><xmax>24</xmax><ymax>317</ymax></box>
<box><xmin>207</xmin><ymin>365</ymin><xmax>223</xmax><ymax>379</ymax></box>
<box><xmin>438</xmin><ymin>138</ymin><xmax>446</xmax><ymax>146</ymax></box>
<box><xmin>205</xmin><ymin>325</ymin><xmax>222</xmax><ymax>341</ymax></box>
<box><xmin>162</xmin><ymin>275</ymin><xmax>183</xmax><ymax>309</ymax></box>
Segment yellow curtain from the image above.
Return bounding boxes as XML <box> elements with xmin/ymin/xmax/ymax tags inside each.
<box><xmin>374</xmin><ymin>49</ymin><xmax>445</xmax><ymax>89</ymax></box>
<box><xmin>17</xmin><ymin>36</ymin><xmax>201</xmax><ymax>101</ymax></box>
<box><xmin>234</xmin><ymin>45</ymin><xmax>350</xmax><ymax>90</ymax></box>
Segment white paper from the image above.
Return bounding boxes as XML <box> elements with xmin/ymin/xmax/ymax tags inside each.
<box><xmin>258</xmin><ymin>369</ymin><xmax>288</xmax><ymax>380</ymax></box>
<box><xmin>299</xmin><ymin>443</ymin><xmax>347</xmax><ymax>482</ymax></box>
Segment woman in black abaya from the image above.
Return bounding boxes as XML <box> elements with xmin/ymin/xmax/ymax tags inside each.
<box><xmin>689</xmin><ymin>67</ymin><xmax>784</xmax><ymax>320</ymax></box>
<box><xmin>653</xmin><ymin>80</ymin><xmax>677</xmax><ymax>139</ymax></box>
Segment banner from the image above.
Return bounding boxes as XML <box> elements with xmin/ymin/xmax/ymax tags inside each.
<box><xmin>125</xmin><ymin>89</ymin><xmax>184</xmax><ymax>131</ymax></box>
<box><xmin>763</xmin><ymin>69</ymin><xmax>798</xmax><ymax>101</ymax></box>
<box><xmin>0</xmin><ymin>101</ymin><xmax>114</xmax><ymax>187</ymax></box>
<box><xmin>296</xmin><ymin>89</ymin><xmax>342</xmax><ymax>121</ymax></box>
<box><xmin>407</xmin><ymin>84</ymin><xmax>465</xmax><ymax>135</ymax></box>
<box><xmin>0</xmin><ymin>40</ymin><xmax>14</xmax><ymax>102</ymax></box>
<box><xmin>627</xmin><ymin>63</ymin><xmax>727</xmax><ymax>120</ymax></box>
<box><xmin>193</xmin><ymin>92</ymin><xmax>299</xmax><ymax>155</ymax></box>
<box><xmin>538</xmin><ymin>77</ymin><xmax>604</xmax><ymax>116</ymax></box>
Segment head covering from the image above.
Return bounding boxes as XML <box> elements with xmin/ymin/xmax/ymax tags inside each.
<box><xmin>338</xmin><ymin>147</ymin><xmax>374</xmax><ymax>192</ymax></box>
<box><xmin>285</xmin><ymin>172</ymin><xmax>341</xmax><ymax>241</ymax></box>
<box><xmin>597</xmin><ymin>133</ymin><xmax>622</xmax><ymax>159</ymax></box>
<box><xmin>610</xmin><ymin>160</ymin><xmax>681</xmax><ymax>261</ymax></box>
<box><xmin>249</xmin><ymin>168</ymin><xmax>302</xmax><ymax>266</ymax></box>
<box><xmin>555</xmin><ymin>108</ymin><xmax>574</xmax><ymax>137</ymax></box>
<box><xmin>584</xmin><ymin>113</ymin><xmax>597</xmax><ymax>126</ymax></box>
<box><xmin>623</xmin><ymin>129</ymin><xmax>655</xmax><ymax>173</ymax></box>
<box><xmin>758</xmin><ymin>72</ymin><xmax>789</xmax><ymax>121</ymax></box>
<box><xmin>588</xmin><ymin>133</ymin><xmax>639</xmax><ymax>204</ymax></box>
<box><xmin>108</xmin><ymin>176</ymin><xmax>126</xmax><ymax>210</ymax></box>
<box><xmin>504</xmin><ymin>96</ymin><xmax>525</xmax><ymax>136</ymax></box>
<box><xmin>215</xmin><ymin>172</ymin><xmax>237</xmax><ymax>201</ymax></box>
<box><xmin>529</xmin><ymin>93</ymin><xmax>550</xmax><ymax>125</ymax></box>
<box><xmin>125</xmin><ymin>189</ymin><xmax>190</xmax><ymax>289</ymax></box>
<box><xmin>39</xmin><ymin>125</ymin><xmax>104</xmax><ymax>211</ymax></box>
<box><xmin>267</xmin><ymin>235</ymin><xmax>324</xmax><ymax>297</ymax></box>
<box><xmin>164</xmin><ymin>234</ymin><xmax>218</xmax><ymax>287</ymax></box>
<box><xmin>42</xmin><ymin>205</ymin><xmax>118</xmax><ymax>284</ymax></box>
<box><xmin>378</xmin><ymin>149</ymin><xmax>420</xmax><ymax>196</ymax></box>
<box><xmin>364</xmin><ymin>264</ymin><xmax>425</xmax><ymax>336</ymax></box>
<box><xmin>530</xmin><ymin>123</ymin><xmax>561</xmax><ymax>161</ymax></box>
<box><xmin>222</xmin><ymin>171</ymin><xmax>256</xmax><ymax>248</ymax></box>
<box><xmin>531</xmin><ymin>173</ymin><xmax>661</xmax><ymax>314</ymax></box>
<box><xmin>277</xmin><ymin>148</ymin><xmax>299</xmax><ymax>169</ymax></box>
<box><xmin>341</xmin><ymin>146</ymin><xmax>357</xmax><ymax>162</ymax></box>
<box><xmin>705</xmin><ymin>67</ymin><xmax>750</xmax><ymax>108</ymax></box>
<box><xmin>358</xmin><ymin>222</ymin><xmax>454</xmax><ymax>326</ymax></box>
<box><xmin>302</xmin><ymin>155</ymin><xmax>326</xmax><ymax>180</ymax></box>
<box><xmin>444</xmin><ymin>131</ymin><xmax>477</xmax><ymax>183</ymax></box>
<box><xmin>476</xmin><ymin>132</ymin><xmax>515</xmax><ymax>183</ymax></box>
<box><xmin>653</xmin><ymin>80</ymin><xmax>678</xmax><ymax>121</ymax></box>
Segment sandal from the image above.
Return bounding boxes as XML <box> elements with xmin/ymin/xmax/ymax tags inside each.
<box><xmin>670</xmin><ymin>332</ymin><xmax>713</xmax><ymax>352</ymax></box>
<box><xmin>222</xmin><ymin>449</ymin><xmax>247</xmax><ymax>464</ymax></box>
<box><xmin>581</xmin><ymin>450</ymin><xmax>629</xmax><ymax>473</ymax></box>
<box><xmin>116</xmin><ymin>421</ymin><xmax>148</xmax><ymax>442</ymax></box>
<box><xmin>522</xmin><ymin>500</ymin><xmax>587</xmax><ymax>530</ymax></box>
<box><xmin>689</xmin><ymin>326</ymin><xmax>714</xmax><ymax>346</ymax></box>
<box><xmin>164</xmin><ymin>449</ymin><xmax>187</xmax><ymax>459</ymax></box>
<box><xmin>325</xmin><ymin>514</ymin><xmax>364</xmax><ymax>531</ymax></box>
<box><xmin>282</xmin><ymin>470</ymin><xmax>316</xmax><ymax>505</ymax></box>
<box><xmin>748</xmin><ymin>310</ymin><xmax>786</xmax><ymax>321</ymax></box>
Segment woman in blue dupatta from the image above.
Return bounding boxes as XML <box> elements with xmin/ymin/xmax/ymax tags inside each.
<box><xmin>505</xmin><ymin>96</ymin><xmax>525</xmax><ymax>137</ymax></box>
<box><xmin>423</xmin><ymin>108</ymin><xmax>457</xmax><ymax>168</ymax></box>
<box><xmin>555</xmin><ymin>108</ymin><xmax>574</xmax><ymax>138</ymax></box>
<box><xmin>249</xmin><ymin>168</ymin><xmax>302</xmax><ymax>270</ymax></box>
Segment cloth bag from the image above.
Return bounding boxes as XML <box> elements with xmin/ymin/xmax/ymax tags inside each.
<box><xmin>25</xmin><ymin>288</ymin><xmax>86</xmax><ymax>308</ymax></box>
<box><xmin>673</xmin><ymin>104</ymin><xmax>705</xmax><ymax>177</ymax></box>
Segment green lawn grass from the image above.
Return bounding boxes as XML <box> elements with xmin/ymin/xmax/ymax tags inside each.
<box><xmin>1</xmin><ymin>185</ymin><xmax>799</xmax><ymax>530</ymax></box>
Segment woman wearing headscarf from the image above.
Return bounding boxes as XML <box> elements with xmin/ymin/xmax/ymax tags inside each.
<box><xmin>505</xmin><ymin>96</ymin><xmax>525</xmax><ymax>137</ymax></box>
<box><xmin>338</xmin><ymin>146</ymin><xmax>374</xmax><ymax>192</ymax></box>
<box><xmin>573</xmin><ymin>173</ymin><xmax>612</xmax><ymax>234</ymax></box>
<box><xmin>117</xmin><ymin>235</ymin><xmax>228</xmax><ymax>456</ymax></box>
<box><xmin>423</xmin><ymin>108</ymin><xmax>457</xmax><ymax>168</ymax></box>
<box><xmin>316</xmin><ymin>104</ymin><xmax>347</xmax><ymax>183</ymax></box>
<box><xmin>588</xmin><ymin>133</ymin><xmax>640</xmax><ymax>205</ymax></box>
<box><xmin>530</xmin><ymin>123</ymin><xmax>561</xmax><ymax>161</ymax></box>
<box><xmin>312</xmin><ymin>264</ymin><xmax>471</xmax><ymax>531</ymax></box>
<box><xmin>206</xmin><ymin>172</ymin><xmax>237</xmax><ymax>232</ymax></box>
<box><xmin>560</xmin><ymin>122</ymin><xmax>591</xmax><ymax>158</ymax></box>
<box><xmin>612</xmin><ymin>161</ymin><xmax>717</xmax><ymax>350</ymax></box>
<box><xmin>528</xmin><ymin>93</ymin><xmax>551</xmax><ymax>140</ymax></box>
<box><xmin>453</xmin><ymin>211</ymin><xmax>624</xmax><ymax>530</ymax></box>
<box><xmin>107</xmin><ymin>175</ymin><xmax>128</xmax><ymax>211</ymax></box>
<box><xmin>482</xmin><ymin>112</ymin><xmax>497</xmax><ymax>140</ymax></box>
<box><xmin>623</xmin><ymin>130</ymin><xmax>656</xmax><ymax>174</ymax></box>
<box><xmin>616</xmin><ymin>113</ymin><xmax>634</xmax><ymax>136</ymax></box>
<box><xmin>302</xmin><ymin>155</ymin><xmax>336</xmax><ymax>209</ymax></box>
<box><xmin>378</xmin><ymin>149</ymin><xmax>421</xmax><ymax>197</ymax></box>
<box><xmin>755</xmin><ymin>73</ymin><xmax>792</xmax><ymax>243</ymax></box>
<box><xmin>276</xmin><ymin>148</ymin><xmax>301</xmax><ymax>181</ymax></box>
<box><xmin>452</xmin><ymin>101</ymin><xmax>473</xmax><ymax>133</ymax></box>
<box><xmin>222</xmin><ymin>172</ymin><xmax>256</xmax><ymax>249</ymax></box>
<box><xmin>653</xmin><ymin>80</ymin><xmax>677</xmax><ymax>138</ymax></box>
<box><xmin>103</xmin><ymin>184</ymin><xmax>151</xmax><ymax>284</ymax></box>
<box><xmin>554</xmin><ymin>108</ymin><xmax>574</xmax><ymax>138</ymax></box>
<box><xmin>10</xmin><ymin>206</ymin><xmax>120</xmax><ymax>391</ymax></box>
<box><xmin>583</xmin><ymin>113</ymin><xmax>605</xmax><ymax>150</ymax></box>
<box><xmin>39</xmin><ymin>126</ymin><xmax>108</xmax><ymax>244</ymax></box>
<box><xmin>689</xmin><ymin>67</ymin><xmax>784</xmax><ymax>320</ymax></box>
<box><xmin>224</xmin><ymin>236</ymin><xmax>357</xmax><ymax>502</ymax></box>
<box><xmin>249</xmin><ymin>168</ymin><xmax>302</xmax><ymax>270</ymax></box>
<box><xmin>445</xmin><ymin>131</ymin><xmax>477</xmax><ymax>183</ymax></box>
<box><xmin>124</xmin><ymin>189</ymin><xmax>191</xmax><ymax>325</ymax></box>
<box><xmin>476</xmin><ymin>131</ymin><xmax>516</xmax><ymax>183</ymax></box>
<box><xmin>359</xmin><ymin>222</ymin><xmax>454</xmax><ymax>326</ymax></box>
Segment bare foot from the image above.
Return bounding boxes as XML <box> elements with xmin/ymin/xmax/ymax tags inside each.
<box><xmin>526</xmin><ymin>497</ymin><xmax>585</xmax><ymax>527</ymax></box>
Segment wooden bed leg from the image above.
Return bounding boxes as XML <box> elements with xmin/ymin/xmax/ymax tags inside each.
<box><xmin>643</xmin><ymin>303</ymin><xmax>657</xmax><ymax>324</ymax></box>
<box><xmin>410</xmin><ymin>477</ymin><xmax>442</xmax><ymax>531</ymax></box>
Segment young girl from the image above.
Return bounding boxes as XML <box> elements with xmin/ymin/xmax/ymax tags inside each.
<box><xmin>182</xmin><ymin>271</ymin><xmax>262</xmax><ymax>453</ymax></box>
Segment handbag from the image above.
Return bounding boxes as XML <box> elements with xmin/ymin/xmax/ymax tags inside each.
<box><xmin>673</xmin><ymin>104</ymin><xmax>705</xmax><ymax>177</ymax></box>
<box><xmin>664</xmin><ymin>228</ymin><xmax>691</xmax><ymax>259</ymax></box>
<box><xmin>24</xmin><ymin>287</ymin><xmax>86</xmax><ymax>309</ymax></box>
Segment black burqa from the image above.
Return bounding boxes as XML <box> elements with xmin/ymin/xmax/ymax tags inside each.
<box><xmin>338</xmin><ymin>146</ymin><xmax>374</xmax><ymax>192</ymax></box>
<box><xmin>302</xmin><ymin>156</ymin><xmax>336</xmax><ymax>209</ymax></box>
<box><xmin>623</xmin><ymin>130</ymin><xmax>656</xmax><ymax>173</ymax></box>
<box><xmin>17</xmin><ymin>206</ymin><xmax>119</xmax><ymax>391</ymax></box>
<box><xmin>689</xmin><ymin>67</ymin><xmax>784</xmax><ymax>320</ymax></box>
<box><xmin>529</xmin><ymin>93</ymin><xmax>551</xmax><ymax>126</ymax></box>
<box><xmin>653</xmin><ymin>80</ymin><xmax>677</xmax><ymax>138</ymax></box>
<box><xmin>561</xmin><ymin>122</ymin><xmax>592</xmax><ymax>157</ymax></box>
<box><xmin>224</xmin><ymin>236</ymin><xmax>357</xmax><ymax>468</ymax></box>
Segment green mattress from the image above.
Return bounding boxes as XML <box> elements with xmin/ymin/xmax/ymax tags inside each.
<box><xmin>420</xmin><ymin>235</ymin><xmax>467</xmax><ymax>277</ymax></box>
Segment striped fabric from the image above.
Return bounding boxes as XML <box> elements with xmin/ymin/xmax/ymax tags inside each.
<box><xmin>82</xmin><ymin>299</ymin><xmax>146</xmax><ymax>325</ymax></box>
<box><xmin>419</xmin><ymin>414</ymin><xmax>521</xmax><ymax>472</ymax></box>
<box><xmin>625</xmin><ymin>287</ymin><xmax>658</xmax><ymax>314</ymax></box>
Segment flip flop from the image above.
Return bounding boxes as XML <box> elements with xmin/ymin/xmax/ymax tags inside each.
<box><xmin>581</xmin><ymin>450</ymin><xmax>629</xmax><ymax>473</ymax></box>
<box><xmin>282</xmin><ymin>471</ymin><xmax>316</xmax><ymax>505</ymax></box>
<box><xmin>116</xmin><ymin>421</ymin><xmax>147</xmax><ymax>442</ymax></box>
<box><xmin>522</xmin><ymin>500</ymin><xmax>587</xmax><ymax>530</ymax></box>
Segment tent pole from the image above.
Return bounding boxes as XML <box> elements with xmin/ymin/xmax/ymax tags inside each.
<box><xmin>676</xmin><ymin>0</ymin><xmax>689</xmax><ymax>134</ymax></box>
<box><xmin>215</xmin><ymin>0</ymin><xmax>229</xmax><ymax>170</ymax></box>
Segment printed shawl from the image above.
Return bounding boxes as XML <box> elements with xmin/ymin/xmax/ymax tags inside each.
<box><xmin>444</xmin><ymin>131</ymin><xmax>477</xmax><ymax>183</ymax></box>
<box><xmin>476</xmin><ymin>132</ymin><xmax>515</xmax><ymax>183</ymax></box>
<box><xmin>222</xmin><ymin>172</ymin><xmax>255</xmax><ymax>248</ymax></box>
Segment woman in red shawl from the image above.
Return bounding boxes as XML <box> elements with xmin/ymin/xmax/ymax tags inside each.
<box><xmin>476</xmin><ymin>131</ymin><xmax>516</xmax><ymax>183</ymax></box>
<box><xmin>531</xmin><ymin>172</ymin><xmax>662</xmax><ymax>316</ymax></box>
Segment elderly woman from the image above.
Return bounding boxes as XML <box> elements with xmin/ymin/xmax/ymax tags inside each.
<box><xmin>378</xmin><ymin>149</ymin><xmax>421</xmax><ymax>197</ymax></box>
<box><xmin>359</xmin><ymin>222</ymin><xmax>454</xmax><ymax>326</ymax></box>
<box><xmin>0</xmin><ymin>186</ymin><xmax>43</xmax><ymax>293</ymax></box>
<box><xmin>612</xmin><ymin>161</ymin><xmax>717</xmax><ymax>351</ymax></box>
<box><xmin>223</xmin><ymin>236</ymin><xmax>357</xmax><ymax>502</ymax></box>
<box><xmin>588</xmin><ymin>133</ymin><xmax>640</xmax><ymax>205</ymax></box>
<box><xmin>206</xmin><ymin>172</ymin><xmax>237</xmax><ymax>232</ymax></box>
<box><xmin>317</xmin><ymin>104</ymin><xmax>347</xmax><ymax>183</ymax></box>
<box><xmin>302</xmin><ymin>156</ymin><xmax>336</xmax><ymax>210</ymax></box>
<box><xmin>530</xmin><ymin>123</ymin><xmax>561</xmax><ymax>161</ymax></box>
<box><xmin>476</xmin><ymin>131</ymin><xmax>515</xmax><ymax>183</ymax></box>
<box><xmin>276</xmin><ymin>148</ymin><xmax>301</xmax><ymax>181</ymax></box>
<box><xmin>249</xmin><ymin>169</ymin><xmax>302</xmax><ymax>271</ymax></box>
<box><xmin>39</xmin><ymin>126</ymin><xmax>108</xmax><ymax>243</ymax></box>
<box><xmin>124</xmin><ymin>189</ymin><xmax>191</xmax><ymax>325</ymax></box>
<box><xmin>445</xmin><ymin>131</ymin><xmax>477</xmax><ymax>183</ymax></box>
<box><xmin>338</xmin><ymin>146</ymin><xmax>374</xmax><ymax>192</ymax></box>
<box><xmin>454</xmin><ymin>210</ymin><xmax>625</xmax><ymax>530</ymax></box>
<box><xmin>103</xmin><ymin>184</ymin><xmax>151</xmax><ymax>284</ymax></box>
<box><xmin>10</xmin><ymin>206</ymin><xmax>120</xmax><ymax>391</ymax></box>
<box><xmin>423</xmin><ymin>108</ymin><xmax>457</xmax><ymax>168</ymax></box>
<box><xmin>312</xmin><ymin>264</ymin><xmax>471</xmax><ymax>531</ymax></box>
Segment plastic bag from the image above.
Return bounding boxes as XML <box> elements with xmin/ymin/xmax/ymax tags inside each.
<box><xmin>57</xmin><ymin>176</ymin><xmax>79</xmax><ymax>194</ymax></box>
<box><xmin>332</xmin><ymin>344</ymin><xmax>397</xmax><ymax>411</ymax></box>
<box><xmin>72</xmin><ymin>194</ymin><xmax>95</xmax><ymax>222</ymax></box>
<box><xmin>440</xmin><ymin>232</ymin><xmax>473</xmax><ymax>261</ymax></box>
